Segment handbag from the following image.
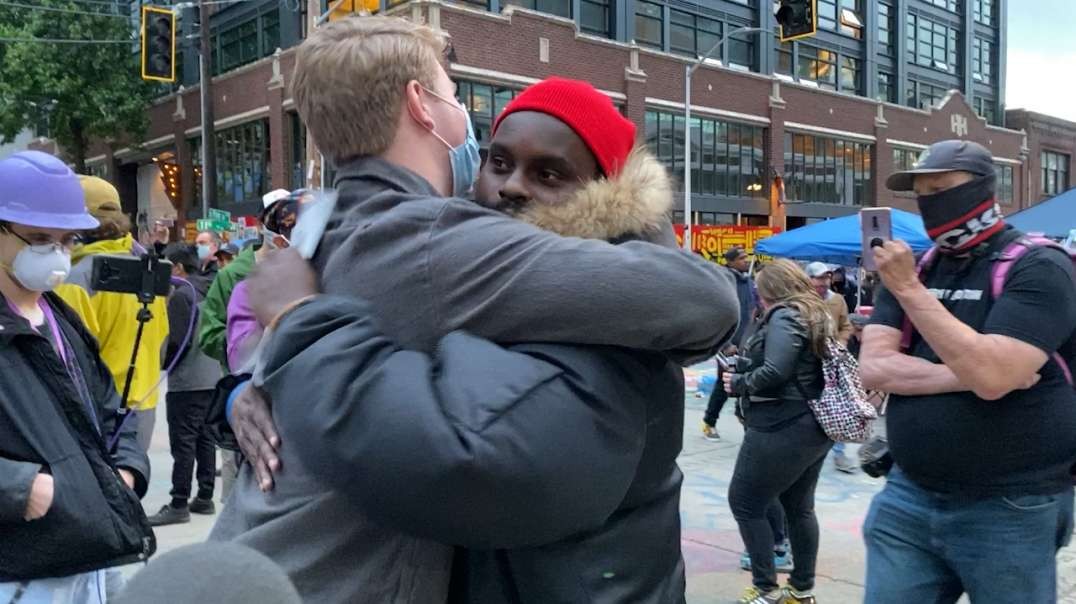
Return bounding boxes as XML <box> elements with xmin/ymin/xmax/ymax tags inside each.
<box><xmin>795</xmin><ymin>338</ymin><xmax>877</xmax><ymax>443</ymax></box>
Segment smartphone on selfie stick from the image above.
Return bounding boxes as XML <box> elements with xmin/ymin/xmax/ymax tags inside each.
<box><xmin>860</xmin><ymin>207</ymin><xmax>893</xmax><ymax>271</ymax></box>
<box><xmin>91</xmin><ymin>252</ymin><xmax>173</xmax><ymax>453</ymax></box>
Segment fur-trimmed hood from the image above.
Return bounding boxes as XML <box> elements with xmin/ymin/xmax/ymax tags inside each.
<box><xmin>509</xmin><ymin>148</ymin><xmax>673</xmax><ymax>241</ymax></box>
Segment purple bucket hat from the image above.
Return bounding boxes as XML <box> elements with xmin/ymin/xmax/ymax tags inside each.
<box><xmin>0</xmin><ymin>151</ymin><xmax>99</xmax><ymax>230</ymax></box>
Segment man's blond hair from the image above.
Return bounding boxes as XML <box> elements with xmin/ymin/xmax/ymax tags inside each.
<box><xmin>292</xmin><ymin>16</ymin><xmax>448</xmax><ymax>163</ymax></box>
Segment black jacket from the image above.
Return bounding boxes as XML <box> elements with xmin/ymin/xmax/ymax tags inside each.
<box><xmin>265</xmin><ymin>295</ymin><xmax>687</xmax><ymax>603</ymax></box>
<box><xmin>0</xmin><ymin>292</ymin><xmax>154</xmax><ymax>581</ymax></box>
<box><xmin>165</xmin><ymin>272</ymin><xmax>221</xmax><ymax>392</ymax></box>
<box><xmin>731</xmin><ymin>305</ymin><xmax>824</xmax><ymax>430</ymax></box>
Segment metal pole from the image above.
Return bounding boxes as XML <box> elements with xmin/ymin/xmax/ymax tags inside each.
<box><xmin>198</xmin><ymin>0</ymin><xmax>216</xmax><ymax>217</ymax></box>
<box><xmin>683</xmin><ymin>64</ymin><xmax>692</xmax><ymax>252</ymax></box>
<box><xmin>681</xmin><ymin>26</ymin><xmax>770</xmax><ymax>252</ymax></box>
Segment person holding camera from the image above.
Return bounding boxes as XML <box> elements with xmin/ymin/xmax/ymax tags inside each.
<box><xmin>59</xmin><ymin>176</ymin><xmax>169</xmax><ymax>452</ymax></box>
<box><xmin>722</xmin><ymin>259</ymin><xmax>833</xmax><ymax>604</ymax></box>
<box><xmin>0</xmin><ymin>151</ymin><xmax>154</xmax><ymax>602</ymax></box>
<box><xmin>860</xmin><ymin>140</ymin><xmax>1076</xmax><ymax>603</ymax></box>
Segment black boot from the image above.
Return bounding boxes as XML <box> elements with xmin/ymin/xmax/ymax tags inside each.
<box><xmin>148</xmin><ymin>503</ymin><xmax>191</xmax><ymax>526</ymax></box>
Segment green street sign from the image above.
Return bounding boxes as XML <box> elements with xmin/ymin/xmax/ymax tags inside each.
<box><xmin>195</xmin><ymin>219</ymin><xmax>212</xmax><ymax>232</ymax></box>
<box><xmin>208</xmin><ymin>209</ymin><xmax>231</xmax><ymax>223</ymax></box>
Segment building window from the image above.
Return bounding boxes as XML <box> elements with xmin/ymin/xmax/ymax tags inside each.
<box><xmin>907</xmin><ymin>78</ymin><xmax>948</xmax><ymax>110</ymax></box>
<box><xmin>974</xmin><ymin>0</ymin><xmax>994</xmax><ymax>24</ymax></box>
<box><xmin>877</xmin><ymin>71</ymin><xmax>895</xmax><ymax>102</ymax></box>
<box><xmin>1042</xmin><ymin>151</ymin><xmax>1071</xmax><ymax>197</ymax></box>
<box><xmin>840</xmin><ymin>56</ymin><xmax>861</xmax><ymax>94</ymax></box>
<box><xmin>797</xmin><ymin>45</ymin><xmax>838</xmax><ymax>90</ymax></box>
<box><xmin>504</xmin><ymin>0</ymin><xmax>571</xmax><ymax>19</ymax></box>
<box><xmin>972</xmin><ymin>37</ymin><xmax>993</xmax><ymax>83</ymax></box>
<box><xmin>214</xmin><ymin>10</ymin><xmax>280</xmax><ymax>75</ymax></box>
<box><xmin>776</xmin><ymin>37</ymin><xmax>793</xmax><ymax>76</ymax></box>
<box><xmin>644</xmin><ymin>109</ymin><xmax>766</xmax><ymax>199</ymax></box>
<box><xmin>190</xmin><ymin>120</ymin><xmax>271</xmax><ymax>209</ymax></box>
<box><xmin>696</xmin><ymin>211</ymin><xmax>736</xmax><ymax>225</ymax></box>
<box><xmin>727</xmin><ymin>29</ymin><xmax>755</xmax><ymax>70</ymax></box>
<box><xmin>817</xmin><ymin>0</ymin><xmax>863</xmax><ymax>38</ymax></box>
<box><xmin>973</xmin><ymin>96</ymin><xmax>997</xmax><ymax>125</ymax></box>
<box><xmin>893</xmin><ymin>147</ymin><xmax>920</xmax><ymax>172</ymax></box>
<box><xmin>290</xmin><ymin>114</ymin><xmax>306</xmax><ymax>190</ymax></box>
<box><xmin>580</xmin><ymin>0</ymin><xmax>611</xmax><ymax>36</ymax></box>
<box><xmin>926</xmin><ymin>0</ymin><xmax>960</xmax><ymax>12</ymax></box>
<box><xmin>669</xmin><ymin>10</ymin><xmax>722</xmax><ymax>58</ymax></box>
<box><xmin>262</xmin><ymin>9</ymin><xmax>280</xmax><ymax>55</ymax></box>
<box><xmin>906</xmin><ymin>13</ymin><xmax>959</xmax><ymax>73</ymax></box>
<box><xmin>995</xmin><ymin>164</ymin><xmax>1014</xmax><ymax>205</ymax></box>
<box><xmin>878</xmin><ymin>2</ymin><xmax>894</xmax><ymax>56</ymax></box>
<box><xmin>457</xmin><ymin>80</ymin><xmax>520</xmax><ymax>149</ymax></box>
<box><xmin>784</xmin><ymin>132</ymin><xmax>873</xmax><ymax>206</ymax></box>
<box><xmin>635</xmin><ymin>1</ymin><xmax>663</xmax><ymax>49</ymax></box>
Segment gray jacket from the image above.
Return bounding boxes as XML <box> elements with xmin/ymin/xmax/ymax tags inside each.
<box><xmin>210</xmin><ymin>156</ymin><xmax>737</xmax><ymax>603</ymax></box>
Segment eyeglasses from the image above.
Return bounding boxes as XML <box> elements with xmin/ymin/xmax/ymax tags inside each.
<box><xmin>2</xmin><ymin>227</ymin><xmax>81</xmax><ymax>253</ymax></box>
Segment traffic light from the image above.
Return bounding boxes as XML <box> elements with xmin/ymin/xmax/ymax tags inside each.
<box><xmin>141</xmin><ymin>6</ymin><xmax>176</xmax><ymax>83</ymax></box>
<box><xmin>776</xmin><ymin>0</ymin><xmax>817</xmax><ymax>43</ymax></box>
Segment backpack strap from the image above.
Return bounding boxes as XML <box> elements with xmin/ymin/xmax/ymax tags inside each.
<box><xmin>990</xmin><ymin>237</ymin><xmax>1075</xmax><ymax>386</ymax></box>
<box><xmin>899</xmin><ymin>246</ymin><xmax>940</xmax><ymax>352</ymax></box>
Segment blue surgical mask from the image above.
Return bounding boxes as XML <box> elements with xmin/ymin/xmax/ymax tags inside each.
<box><xmin>424</xmin><ymin>88</ymin><xmax>481</xmax><ymax>198</ymax></box>
<box><xmin>196</xmin><ymin>244</ymin><xmax>212</xmax><ymax>261</ymax></box>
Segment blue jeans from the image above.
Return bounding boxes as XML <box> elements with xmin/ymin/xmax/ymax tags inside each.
<box><xmin>863</xmin><ymin>466</ymin><xmax>1074</xmax><ymax>604</ymax></box>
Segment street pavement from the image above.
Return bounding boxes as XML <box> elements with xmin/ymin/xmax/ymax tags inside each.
<box><xmin>132</xmin><ymin>363</ymin><xmax>1076</xmax><ymax>603</ymax></box>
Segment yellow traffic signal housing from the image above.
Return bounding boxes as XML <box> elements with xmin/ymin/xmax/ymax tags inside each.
<box><xmin>776</xmin><ymin>0</ymin><xmax>818</xmax><ymax>43</ymax></box>
<box><xmin>141</xmin><ymin>6</ymin><xmax>177</xmax><ymax>83</ymax></box>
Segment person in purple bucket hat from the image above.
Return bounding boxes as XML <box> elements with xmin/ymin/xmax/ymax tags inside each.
<box><xmin>0</xmin><ymin>151</ymin><xmax>155</xmax><ymax>603</ymax></box>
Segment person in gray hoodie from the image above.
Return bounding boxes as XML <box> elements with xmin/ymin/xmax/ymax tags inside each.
<box><xmin>209</xmin><ymin>17</ymin><xmax>738</xmax><ymax>603</ymax></box>
<box><xmin>148</xmin><ymin>243</ymin><xmax>222</xmax><ymax>526</ymax></box>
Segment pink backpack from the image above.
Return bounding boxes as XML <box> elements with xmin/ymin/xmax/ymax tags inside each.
<box><xmin>900</xmin><ymin>234</ymin><xmax>1076</xmax><ymax>386</ymax></box>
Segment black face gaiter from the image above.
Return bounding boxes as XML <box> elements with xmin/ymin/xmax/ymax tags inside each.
<box><xmin>917</xmin><ymin>173</ymin><xmax>1005</xmax><ymax>253</ymax></box>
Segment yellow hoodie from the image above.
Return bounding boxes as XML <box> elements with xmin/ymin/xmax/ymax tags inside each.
<box><xmin>57</xmin><ymin>234</ymin><xmax>169</xmax><ymax>410</ymax></box>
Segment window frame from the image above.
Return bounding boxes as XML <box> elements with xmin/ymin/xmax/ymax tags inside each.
<box><xmin>1041</xmin><ymin>150</ymin><xmax>1071</xmax><ymax>197</ymax></box>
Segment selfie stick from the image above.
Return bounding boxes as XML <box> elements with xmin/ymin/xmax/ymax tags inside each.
<box><xmin>110</xmin><ymin>251</ymin><xmax>161</xmax><ymax>454</ymax></box>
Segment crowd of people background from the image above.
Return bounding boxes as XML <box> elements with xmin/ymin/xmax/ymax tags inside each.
<box><xmin>0</xmin><ymin>13</ymin><xmax>1074</xmax><ymax>604</ymax></box>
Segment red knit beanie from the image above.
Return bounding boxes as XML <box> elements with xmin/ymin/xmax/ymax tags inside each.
<box><xmin>493</xmin><ymin>77</ymin><xmax>636</xmax><ymax>176</ymax></box>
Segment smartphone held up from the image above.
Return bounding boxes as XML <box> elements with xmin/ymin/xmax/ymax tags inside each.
<box><xmin>860</xmin><ymin>207</ymin><xmax>893</xmax><ymax>271</ymax></box>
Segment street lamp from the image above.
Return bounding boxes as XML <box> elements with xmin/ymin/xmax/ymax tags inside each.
<box><xmin>682</xmin><ymin>27</ymin><xmax>770</xmax><ymax>251</ymax></box>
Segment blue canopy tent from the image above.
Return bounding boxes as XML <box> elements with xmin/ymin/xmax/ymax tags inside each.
<box><xmin>1007</xmin><ymin>188</ymin><xmax>1076</xmax><ymax>239</ymax></box>
<box><xmin>755</xmin><ymin>209</ymin><xmax>933</xmax><ymax>266</ymax></box>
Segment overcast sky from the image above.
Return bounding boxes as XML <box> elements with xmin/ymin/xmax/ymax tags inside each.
<box><xmin>1005</xmin><ymin>0</ymin><xmax>1076</xmax><ymax>121</ymax></box>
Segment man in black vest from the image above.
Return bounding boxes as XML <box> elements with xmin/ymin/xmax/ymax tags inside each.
<box><xmin>860</xmin><ymin>140</ymin><xmax>1076</xmax><ymax>603</ymax></box>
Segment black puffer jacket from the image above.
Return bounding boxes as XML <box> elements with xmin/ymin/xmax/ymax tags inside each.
<box><xmin>0</xmin><ymin>292</ymin><xmax>155</xmax><ymax>581</ymax></box>
<box><xmin>731</xmin><ymin>305</ymin><xmax>824</xmax><ymax>430</ymax></box>
<box><xmin>265</xmin><ymin>295</ymin><xmax>687</xmax><ymax>604</ymax></box>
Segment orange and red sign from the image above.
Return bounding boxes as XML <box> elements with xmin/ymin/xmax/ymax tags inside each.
<box><xmin>672</xmin><ymin>225</ymin><xmax>782</xmax><ymax>264</ymax></box>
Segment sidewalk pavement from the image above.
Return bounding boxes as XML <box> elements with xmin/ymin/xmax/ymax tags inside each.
<box><xmin>133</xmin><ymin>363</ymin><xmax>1076</xmax><ymax>603</ymax></box>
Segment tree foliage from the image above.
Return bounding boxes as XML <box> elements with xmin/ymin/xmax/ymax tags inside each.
<box><xmin>0</xmin><ymin>1</ymin><xmax>155</xmax><ymax>171</ymax></box>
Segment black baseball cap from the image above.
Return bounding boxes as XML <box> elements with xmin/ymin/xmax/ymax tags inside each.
<box><xmin>885</xmin><ymin>140</ymin><xmax>995</xmax><ymax>192</ymax></box>
<box><xmin>724</xmin><ymin>247</ymin><xmax>748</xmax><ymax>262</ymax></box>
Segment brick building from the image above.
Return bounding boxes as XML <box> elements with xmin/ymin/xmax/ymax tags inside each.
<box><xmin>1005</xmin><ymin>109</ymin><xmax>1076</xmax><ymax>207</ymax></box>
<box><xmin>63</xmin><ymin>0</ymin><xmax>1033</xmax><ymax>232</ymax></box>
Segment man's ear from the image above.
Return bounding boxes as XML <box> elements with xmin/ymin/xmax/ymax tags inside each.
<box><xmin>403</xmin><ymin>80</ymin><xmax>435</xmax><ymax>132</ymax></box>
